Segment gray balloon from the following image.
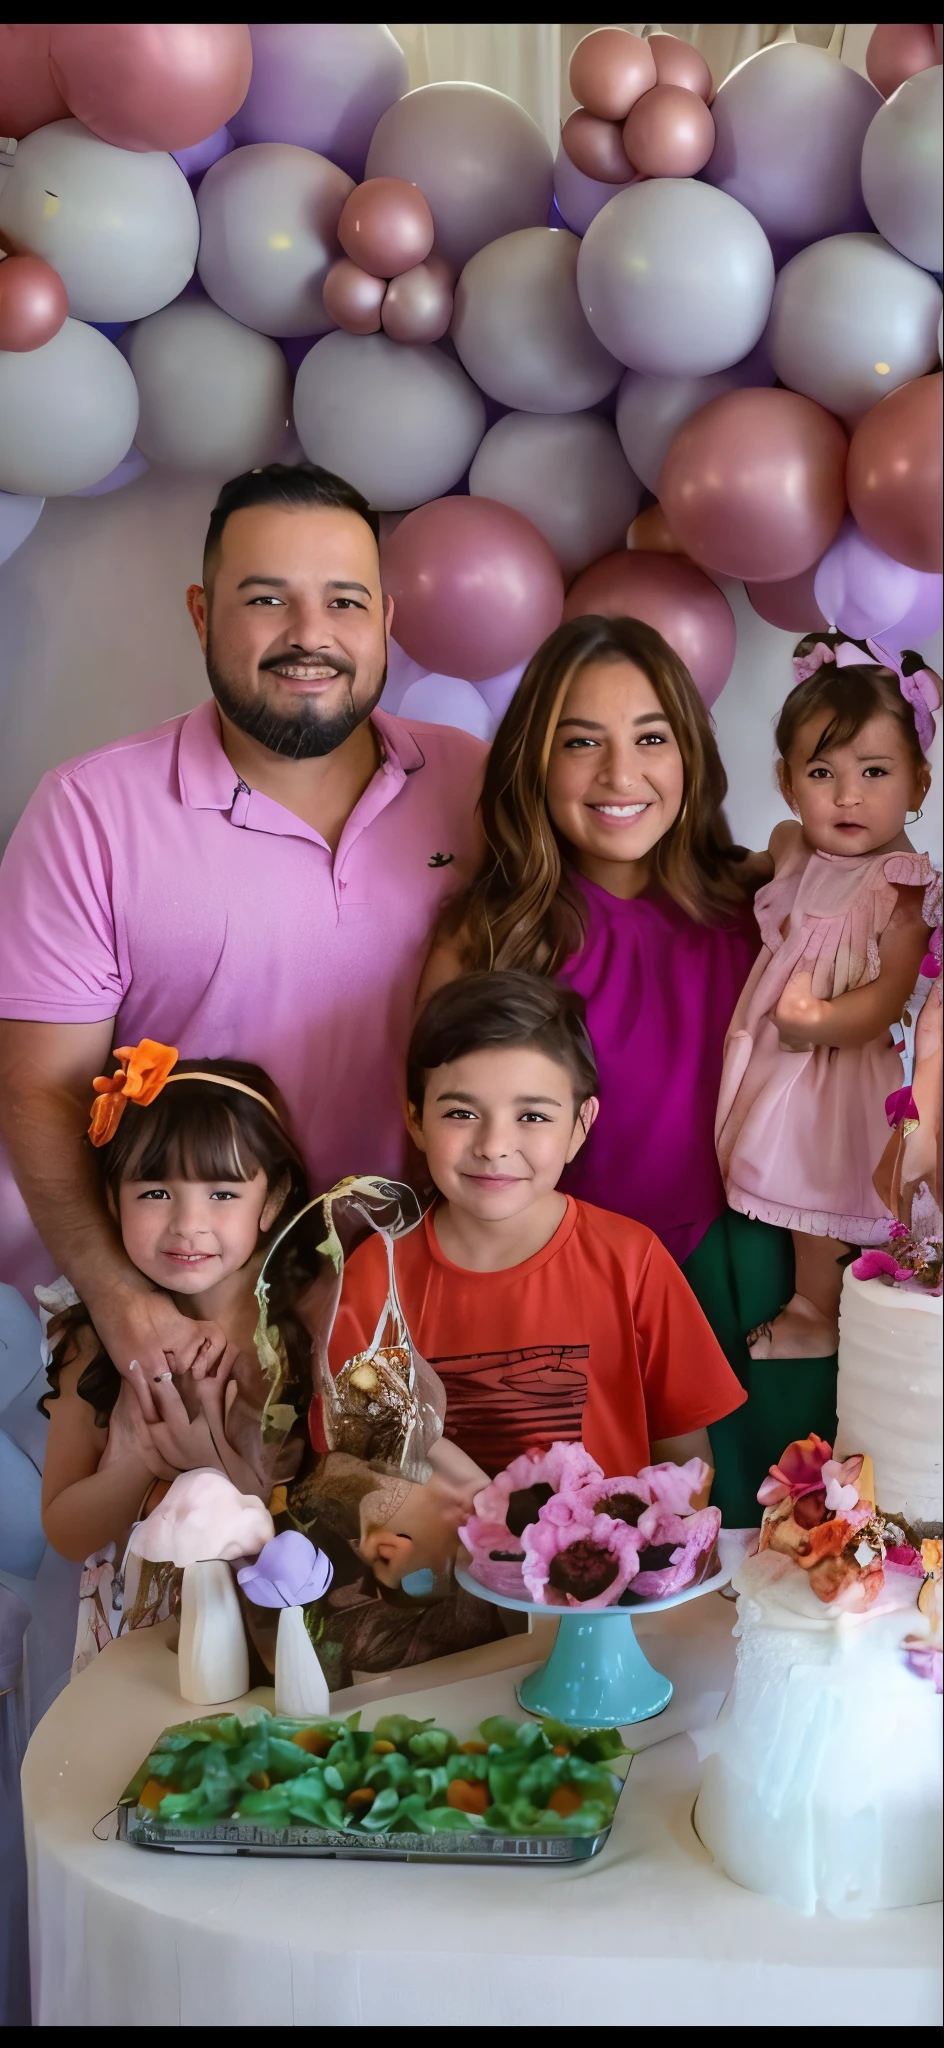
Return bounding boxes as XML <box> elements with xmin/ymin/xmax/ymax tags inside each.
<box><xmin>197</xmin><ymin>143</ymin><xmax>353</xmax><ymax>338</ymax></box>
<box><xmin>452</xmin><ymin>228</ymin><xmax>622</xmax><ymax>414</ymax></box>
<box><xmin>0</xmin><ymin>319</ymin><xmax>139</xmax><ymax>496</ymax></box>
<box><xmin>861</xmin><ymin>67</ymin><xmax>943</xmax><ymax>276</ymax></box>
<box><xmin>768</xmin><ymin>232</ymin><xmax>942</xmax><ymax>427</ymax></box>
<box><xmin>293</xmin><ymin>331</ymin><xmax>486</xmax><ymax>511</ymax></box>
<box><xmin>469</xmin><ymin>412</ymin><xmax>641</xmax><ymax>581</ymax></box>
<box><xmin>577</xmin><ymin>180</ymin><xmax>774</xmax><ymax>377</ymax></box>
<box><xmin>127</xmin><ymin>301</ymin><xmax>292</xmax><ymax>475</ymax></box>
<box><xmin>615</xmin><ymin>339</ymin><xmax>775</xmax><ymax>495</ymax></box>
<box><xmin>704</xmin><ymin>43</ymin><xmax>881</xmax><ymax>265</ymax></box>
<box><xmin>365</xmin><ymin>82</ymin><xmax>553</xmax><ymax>274</ymax></box>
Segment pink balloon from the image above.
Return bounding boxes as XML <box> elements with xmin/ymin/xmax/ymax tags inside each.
<box><xmin>746</xmin><ymin>564</ymin><xmax>829</xmax><ymax>633</ymax></box>
<box><xmin>48</xmin><ymin>24</ymin><xmax>253</xmax><ymax>153</ymax></box>
<box><xmin>322</xmin><ymin>260</ymin><xmax>386</xmax><ymax>336</ymax></box>
<box><xmin>381</xmin><ymin>258</ymin><xmax>454</xmax><ymax>344</ymax></box>
<box><xmin>562</xmin><ymin>550</ymin><xmax>736</xmax><ymax>706</ymax></box>
<box><xmin>0</xmin><ymin>254</ymin><xmax>69</xmax><ymax>353</ymax></box>
<box><xmin>847</xmin><ymin>374</ymin><xmax>943</xmax><ymax>575</ymax></box>
<box><xmin>338</xmin><ymin>177</ymin><xmax>435</xmax><ymax>281</ymax></box>
<box><xmin>866</xmin><ymin>23</ymin><xmax>939</xmax><ymax>99</ymax></box>
<box><xmin>648</xmin><ymin>34</ymin><xmax>712</xmax><ymax>102</ymax></box>
<box><xmin>561</xmin><ymin>110</ymin><xmax>634</xmax><ymax>185</ymax></box>
<box><xmin>660</xmin><ymin>387</ymin><xmax>848</xmax><ymax>584</ymax></box>
<box><xmin>570</xmin><ymin>29</ymin><xmax>657</xmax><ymax>122</ymax></box>
<box><xmin>383</xmin><ymin>497</ymin><xmax>564</xmax><ymax>684</ymax></box>
<box><xmin>813</xmin><ymin>517</ymin><xmax>924</xmax><ymax>640</ymax></box>
<box><xmin>0</xmin><ymin>25</ymin><xmax>69</xmax><ymax>138</ymax></box>
<box><xmin>623</xmin><ymin>86</ymin><xmax>715</xmax><ymax>179</ymax></box>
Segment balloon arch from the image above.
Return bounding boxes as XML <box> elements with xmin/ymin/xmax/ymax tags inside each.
<box><xmin>0</xmin><ymin>22</ymin><xmax>941</xmax><ymax>735</ymax></box>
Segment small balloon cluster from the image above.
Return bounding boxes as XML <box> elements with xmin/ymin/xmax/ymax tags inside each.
<box><xmin>562</xmin><ymin>28</ymin><xmax>714</xmax><ymax>187</ymax></box>
<box><xmin>324</xmin><ymin>177</ymin><xmax>453</xmax><ymax>344</ymax></box>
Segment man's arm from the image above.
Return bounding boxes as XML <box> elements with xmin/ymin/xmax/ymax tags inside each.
<box><xmin>0</xmin><ymin>1019</ymin><xmax>232</xmax><ymax>1410</ymax></box>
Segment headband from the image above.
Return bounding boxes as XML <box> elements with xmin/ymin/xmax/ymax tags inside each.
<box><xmin>792</xmin><ymin>637</ymin><xmax>940</xmax><ymax>754</ymax></box>
<box><xmin>88</xmin><ymin>1039</ymin><xmax>284</xmax><ymax>1148</ymax></box>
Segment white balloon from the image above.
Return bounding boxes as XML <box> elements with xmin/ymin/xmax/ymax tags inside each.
<box><xmin>615</xmin><ymin>341</ymin><xmax>775</xmax><ymax>495</ymax></box>
<box><xmin>0</xmin><ymin>120</ymin><xmax>198</xmax><ymax>324</ymax></box>
<box><xmin>399</xmin><ymin>674</ymin><xmax>494</xmax><ymax>741</ymax></box>
<box><xmin>126</xmin><ymin>300</ymin><xmax>292</xmax><ymax>475</ymax></box>
<box><xmin>0</xmin><ymin>320</ymin><xmax>139</xmax><ymax>496</ymax></box>
<box><xmin>469</xmin><ymin>412</ymin><xmax>640</xmax><ymax>580</ymax></box>
<box><xmin>293</xmin><ymin>331</ymin><xmax>486</xmax><ymax>512</ymax></box>
<box><xmin>767</xmin><ymin>233</ymin><xmax>943</xmax><ymax>426</ymax></box>
<box><xmin>197</xmin><ymin>143</ymin><xmax>353</xmax><ymax>339</ymax></box>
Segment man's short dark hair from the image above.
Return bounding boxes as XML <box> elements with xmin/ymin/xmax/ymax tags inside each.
<box><xmin>407</xmin><ymin>970</ymin><xmax>599</xmax><ymax>1113</ymax></box>
<box><xmin>203</xmin><ymin>462</ymin><xmax>380</xmax><ymax>584</ymax></box>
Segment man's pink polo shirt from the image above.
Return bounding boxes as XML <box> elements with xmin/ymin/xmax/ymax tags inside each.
<box><xmin>0</xmin><ymin>702</ymin><xmax>485</xmax><ymax>1275</ymax></box>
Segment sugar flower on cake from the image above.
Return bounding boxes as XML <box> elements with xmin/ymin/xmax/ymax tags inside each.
<box><xmin>629</xmin><ymin>1505</ymin><xmax>722</xmax><ymax>1600</ymax></box>
<box><xmin>522</xmin><ymin>1510</ymin><xmax>640</xmax><ymax>1609</ymax></box>
<box><xmin>129</xmin><ymin>1468</ymin><xmax>275</xmax><ymax>1567</ymax></box>
<box><xmin>757</xmin><ymin>1438</ymin><xmax>885</xmax><ymax>1609</ymax></box>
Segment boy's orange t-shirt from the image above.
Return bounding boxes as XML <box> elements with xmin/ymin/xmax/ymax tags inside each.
<box><xmin>320</xmin><ymin>1196</ymin><xmax>746</xmax><ymax>1478</ymax></box>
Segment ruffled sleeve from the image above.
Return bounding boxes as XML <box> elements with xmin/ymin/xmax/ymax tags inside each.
<box><xmin>752</xmin><ymin>874</ymin><xmax>794</xmax><ymax>955</ymax></box>
<box><xmin>881</xmin><ymin>851</ymin><xmax>938</xmax><ymax>908</ymax></box>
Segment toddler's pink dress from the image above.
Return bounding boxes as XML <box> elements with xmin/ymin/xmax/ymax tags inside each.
<box><xmin>716</xmin><ymin>841</ymin><xmax>939</xmax><ymax>1245</ymax></box>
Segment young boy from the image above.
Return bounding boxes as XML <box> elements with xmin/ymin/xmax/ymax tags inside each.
<box><xmin>321</xmin><ymin>972</ymin><xmax>746</xmax><ymax>1501</ymax></box>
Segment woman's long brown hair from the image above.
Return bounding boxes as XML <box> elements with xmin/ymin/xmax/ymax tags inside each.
<box><xmin>454</xmin><ymin>614</ymin><xmax>749</xmax><ymax>976</ymax></box>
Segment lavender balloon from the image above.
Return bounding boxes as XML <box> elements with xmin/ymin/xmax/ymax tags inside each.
<box><xmin>237</xmin><ymin>1531</ymin><xmax>333</xmax><ymax>1609</ymax></box>
<box><xmin>893</xmin><ymin>577</ymin><xmax>944</xmax><ymax>649</ymax></box>
<box><xmin>767</xmin><ymin>232</ymin><xmax>943</xmax><ymax>426</ymax></box>
<box><xmin>861</xmin><ymin>67</ymin><xmax>943</xmax><ymax>275</ymax></box>
<box><xmin>293</xmin><ymin>330</ymin><xmax>485</xmax><ymax>512</ymax></box>
<box><xmin>0</xmin><ymin>488</ymin><xmax>43</xmax><ymax>567</ymax></box>
<box><xmin>475</xmin><ymin>663</ymin><xmax>526</xmax><ymax>725</ymax></box>
<box><xmin>813</xmin><ymin>518</ymin><xmax>926</xmax><ymax>640</ymax></box>
<box><xmin>552</xmin><ymin>143</ymin><xmax>630</xmax><ymax>237</ymax></box>
<box><xmin>72</xmin><ymin>444</ymin><xmax>148</xmax><ymax>497</ymax></box>
<box><xmin>704</xmin><ymin>42</ymin><xmax>881</xmax><ymax>265</ymax></box>
<box><xmin>453</xmin><ymin>227</ymin><xmax>622</xmax><ymax>414</ymax></box>
<box><xmin>469</xmin><ymin>411</ymin><xmax>640</xmax><ymax>580</ymax></box>
<box><xmin>197</xmin><ymin>143</ymin><xmax>352</xmax><ymax>338</ymax></box>
<box><xmin>172</xmin><ymin>125</ymin><xmax>233</xmax><ymax>179</ymax></box>
<box><xmin>399</xmin><ymin>675</ymin><xmax>495</xmax><ymax>741</ymax></box>
<box><xmin>615</xmin><ymin>339</ymin><xmax>775</xmax><ymax>494</ymax></box>
<box><xmin>366</xmin><ymin>82</ymin><xmax>553</xmax><ymax>274</ymax></box>
<box><xmin>228</xmin><ymin>24</ymin><xmax>408</xmax><ymax>182</ymax></box>
<box><xmin>577</xmin><ymin>179</ymin><xmax>773</xmax><ymax>376</ymax></box>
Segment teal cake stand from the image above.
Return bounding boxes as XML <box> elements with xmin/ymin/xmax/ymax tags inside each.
<box><xmin>455</xmin><ymin>1531</ymin><xmax>744</xmax><ymax>1731</ymax></box>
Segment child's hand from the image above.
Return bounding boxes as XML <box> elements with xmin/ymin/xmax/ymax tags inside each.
<box><xmin>774</xmin><ymin>971</ymin><xmax>825</xmax><ymax>1051</ymax></box>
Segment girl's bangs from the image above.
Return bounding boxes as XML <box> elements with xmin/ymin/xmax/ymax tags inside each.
<box><xmin>113</xmin><ymin>1088</ymin><xmax>257</xmax><ymax>1184</ymax></box>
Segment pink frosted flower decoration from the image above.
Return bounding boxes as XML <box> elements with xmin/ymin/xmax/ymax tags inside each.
<box><xmin>522</xmin><ymin>1511</ymin><xmax>640</xmax><ymax>1609</ymax></box>
<box><xmin>641</xmin><ymin>1458</ymin><xmax>710</xmax><ymax>1514</ymax></box>
<box><xmin>458</xmin><ymin>1517</ymin><xmax>529</xmax><ymax>1598</ymax></box>
<box><xmin>756</xmin><ymin>1434</ymin><xmax>833</xmax><ymax>1509</ymax></box>
<box><xmin>630</xmin><ymin>1505</ymin><xmax>721</xmax><ymax>1599</ymax></box>
<box><xmin>471</xmin><ymin>1442</ymin><xmax>602</xmax><ymax>1529</ymax></box>
<box><xmin>821</xmin><ymin>1454</ymin><xmax>864</xmax><ymax>1515</ymax></box>
<box><xmin>570</xmin><ymin>1456</ymin><xmax>709</xmax><ymax>1527</ymax></box>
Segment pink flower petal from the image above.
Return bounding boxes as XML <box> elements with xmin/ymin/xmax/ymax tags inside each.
<box><xmin>630</xmin><ymin>1506</ymin><xmax>721</xmax><ymax>1599</ymax></box>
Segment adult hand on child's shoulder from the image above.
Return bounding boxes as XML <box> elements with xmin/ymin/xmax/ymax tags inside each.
<box><xmin>88</xmin><ymin>1282</ymin><xmax>233</xmax><ymax>1421</ymax></box>
<box><xmin>99</xmin><ymin>1378</ymin><xmax>177</xmax><ymax>1482</ymax></box>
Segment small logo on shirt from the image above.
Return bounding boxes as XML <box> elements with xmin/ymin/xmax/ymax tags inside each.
<box><xmin>428</xmin><ymin>851</ymin><xmax>455</xmax><ymax>868</ymax></box>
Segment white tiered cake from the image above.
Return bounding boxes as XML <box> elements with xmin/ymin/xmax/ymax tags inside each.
<box><xmin>834</xmin><ymin>1270</ymin><xmax>943</xmax><ymax>1530</ymax></box>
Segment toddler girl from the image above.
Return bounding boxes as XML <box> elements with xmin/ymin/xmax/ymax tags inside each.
<box><xmin>717</xmin><ymin>635</ymin><xmax>940</xmax><ymax>1361</ymax></box>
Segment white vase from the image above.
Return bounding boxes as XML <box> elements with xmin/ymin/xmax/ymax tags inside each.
<box><xmin>275</xmin><ymin>1604</ymin><xmax>330</xmax><ymax>1718</ymax></box>
<box><xmin>178</xmin><ymin>1560</ymin><xmax>249</xmax><ymax>1706</ymax></box>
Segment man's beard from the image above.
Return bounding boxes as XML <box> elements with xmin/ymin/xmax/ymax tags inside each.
<box><xmin>206</xmin><ymin>634</ymin><xmax>386</xmax><ymax>761</ymax></box>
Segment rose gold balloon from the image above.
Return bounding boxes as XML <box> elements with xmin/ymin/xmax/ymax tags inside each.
<box><xmin>866</xmin><ymin>23</ymin><xmax>938</xmax><ymax>100</ymax></box>
<box><xmin>381</xmin><ymin>257</ymin><xmax>454</xmax><ymax>344</ymax></box>
<box><xmin>561</xmin><ymin>111</ymin><xmax>634</xmax><ymax>186</ymax></box>
<box><xmin>746</xmin><ymin>563</ymin><xmax>829</xmax><ymax>633</ymax></box>
<box><xmin>847</xmin><ymin>372</ymin><xmax>942</xmax><ymax>574</ymax></box>
<box><xmin>49</xmin><ymin>24</ymin><xmax>253</xmax><ymax>153</ymax></box>
<box><xmin>322</xmin><ymin>259</ymin><xmax>386</xmax><ymax>336</ymax></box>
<box><xmin>626</xmin><ymin>504</ymin><xmax>683</xmax><ymax>554</ymax></box>
<box><xmin>563</xmin><ymin>548</ymin><xmax>736</xmax><ymax>706</ymax></box>
<box><xmin>0</xmin><ymin>25</ymin><xmax>70</xmax><ymax>137</ymax></box>
<box><xmin>570</xmin><ymin>28</ymin><xmax>657</xmax><ymax>122</ymax></box>
<box><xmin>338</xmin><ymin>176</ymin><xmax>435</xmax><ymax>281</ymax></box>
<box><xmin>647</xmin><ymin>34</ymin><xmax>713</xmax><ymax>103</ymax></box>
<box><xmin>660</xmin><ymin>387</ymin><xmax>848</xmax><ymax>583</ymax></box>
<box><xmin>624</xmin><ymin>86</ymin><xmax>715</xmax><ymax>179</ymax></box>
<box><xmin>0</xmin><ymin>253</ymin><xmax>69</xmax><ymax>353</ymax></box>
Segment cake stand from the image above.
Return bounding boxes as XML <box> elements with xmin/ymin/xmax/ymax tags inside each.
<box><xmin>456</xmin><ymin>1530</ymin><xmax>752</xmax><ymax>1731</ymax></box>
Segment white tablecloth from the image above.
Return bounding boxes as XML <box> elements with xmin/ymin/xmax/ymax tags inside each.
<box><xmin>23</xmin><ymin>1594</ymin><xmax>942</xmax><ymax>2026</ymax></box>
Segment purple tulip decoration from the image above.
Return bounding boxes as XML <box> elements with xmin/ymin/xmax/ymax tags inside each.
<box><xmin>238</xmin><ymin>1530</ymin><xmax>333</xmax><ymax>1609</ymax></box>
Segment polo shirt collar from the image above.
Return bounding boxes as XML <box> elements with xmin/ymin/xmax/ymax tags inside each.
<box><xmin>176</xmin><ymin>699</ymin><xmax>424</xmax><ymax>817</ymax></box>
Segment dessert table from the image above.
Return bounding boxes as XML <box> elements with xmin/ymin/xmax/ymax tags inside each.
<box><xmin>23</xmin><ymin>1593</ymin><xmax>941</xmax><ymax>2027</ymax></box>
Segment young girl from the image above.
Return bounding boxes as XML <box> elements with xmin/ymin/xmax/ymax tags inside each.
<box><xmin>41</xmin><ymin>1045</ymin><xmax>314</xmax><ymax>1660</ymax></box>
<box><xmin>717</xmin><ymin>633</ymin><xmax>940</xmax><ymax>1360</ymax></box>
<box><xmin>419</xmin><ymin>614</ymin><xmax>792</xmax><ymax>1522</ymax></box>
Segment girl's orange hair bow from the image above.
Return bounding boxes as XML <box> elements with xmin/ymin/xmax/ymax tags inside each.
<box><xmin>88</xmin><ymin>1040</ymin><xmax>179</xmax><ymax>1148</ymax></box>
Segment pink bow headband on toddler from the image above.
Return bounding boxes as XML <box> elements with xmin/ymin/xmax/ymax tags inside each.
<box><xmin>792</xmin><ymin>638</ymin><xmax>941</xmax><ymax>755</ymax></box>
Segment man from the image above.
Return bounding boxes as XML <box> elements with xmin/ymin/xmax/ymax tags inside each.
<box><xmin>0</xmin><ymin>463</ymin><xmax>485</xmax><ymax>1399</ymax></box>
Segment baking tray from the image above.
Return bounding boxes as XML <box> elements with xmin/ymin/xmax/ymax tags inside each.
<box><xmin>117</xmin><ymin>1803</ymin><xmax>612</xmax><ymax>1861</ymax></box>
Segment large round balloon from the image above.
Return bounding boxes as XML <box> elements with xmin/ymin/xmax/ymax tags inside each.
<box><xmin>704</xmin><ymin>43</ymin><xmax>881</xmax><ymax>263</ymax></box>
<box><xmin>0</xmin><ymin>120</ymin><xmax>198</xmax><ymax>324</ymax></box>
<box><xmin>0</xmin><ymin>319</ymin><xmax>139</xmax><ymax>496</ymax></box>
<box><xmin>228</xmin><ymin>24</ymin><xmax>408</xmax><ymax>181</ymax></box>
<box><xmin>813</xmin><ymin>517</ymin><xmax>930</xmax><ymax>640</ymax></box>
<box><xmin>767</xmin><ymin>233</ymin><xmax>943</xmax><ymax>425</ymax></box>
<box><xmin>0</xmin><ymin>254</ymin><xmax>69</xmax><ymax>352</ymax></box>
<box><xmin>861</xmin><ymin>67</ymin><xmax>943</xmax><ymax>275</ymax></box>
<box><xmin>745</xmin><ymin>564</ymin><xmax>829</xmax><ymax>634</ymax></box>
<box><xmin>366</xmin><ymin>83</ymin><xmax>553</xmax><ymax>274</ymax></box>
<box><xmin>0</xmin><ymin>25</ymin><xmax>69</xmax><ymax>137</ymax></box>
<box><xmin>127</xmin><ymin>300</ymin><xmax>291</xmax><ymax>475</ymax></box>
<box><xmin>0</xmin><ymin>488</ymin><xmax>44</xmax><ymax>569</ymax></box>
<box><xmin>659</xmin><ymin>387</ymin><xmax>848</xmax><ymax>583</ymax></box>
<box><xmin>469</xmin><ymin>412</ymin><xmax>641</xmax><ymax>581</ymax></box>
<box><xmin>293</xmin><ymin>331</ymin><xmax>485</xmax><ymax>512</ymax></box>
<box><xmin>452</xmin><ymin>228</ymin><xmax>621</xmax><ymax>413</ymax></box>
<box><xmin>562</xmin><ymin>550</ymin><xmax>736</xmax><ymax>708</ymax></box>
<box><xmin>399</xmin><ymin>674</ymin><xmax>494</xmax><ymax>741</ymax></box>
<box><xmin>48</xmin><ymin>25</ymin><xmax>252</xmax><ymax>153</ymax></box>
<box><xmin>615</xmin><ymin>339</ymin><xmax>775</xmax><ymax>495</ymax></box>
<box><xmin>576</xmin><ymin>179</ymin><xmax>774</xmax><ymax>376</ymax></box>
<box><xmin>197</xmin><ymin>144</ymin><xmax>353</xmax><ymax>339</ymax></box>
<box><xmin>383</xmin><ymin>497</ymin><xmax>564</xmax><ymax>681</ymax></box>
<box><xmin>847</xmin><ymin>373</ymin><xmax>943</xmax><ymax>574</ymax></box>
<box><xmin>553</xmin><ymin>144</ymin><xmax>627</xmax><ymax>237</ymax></box>
<box><xmin>866</xmin><ymin>23</ymin><xmax>939</xmax><ymax>100</ymax></box>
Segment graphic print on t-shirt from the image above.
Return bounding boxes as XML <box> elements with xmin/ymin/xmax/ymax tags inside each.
<box><xmin>427</xmin><ymin>1343</ymin><xmax>589</xmax><ymax>1475</ymax></box>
